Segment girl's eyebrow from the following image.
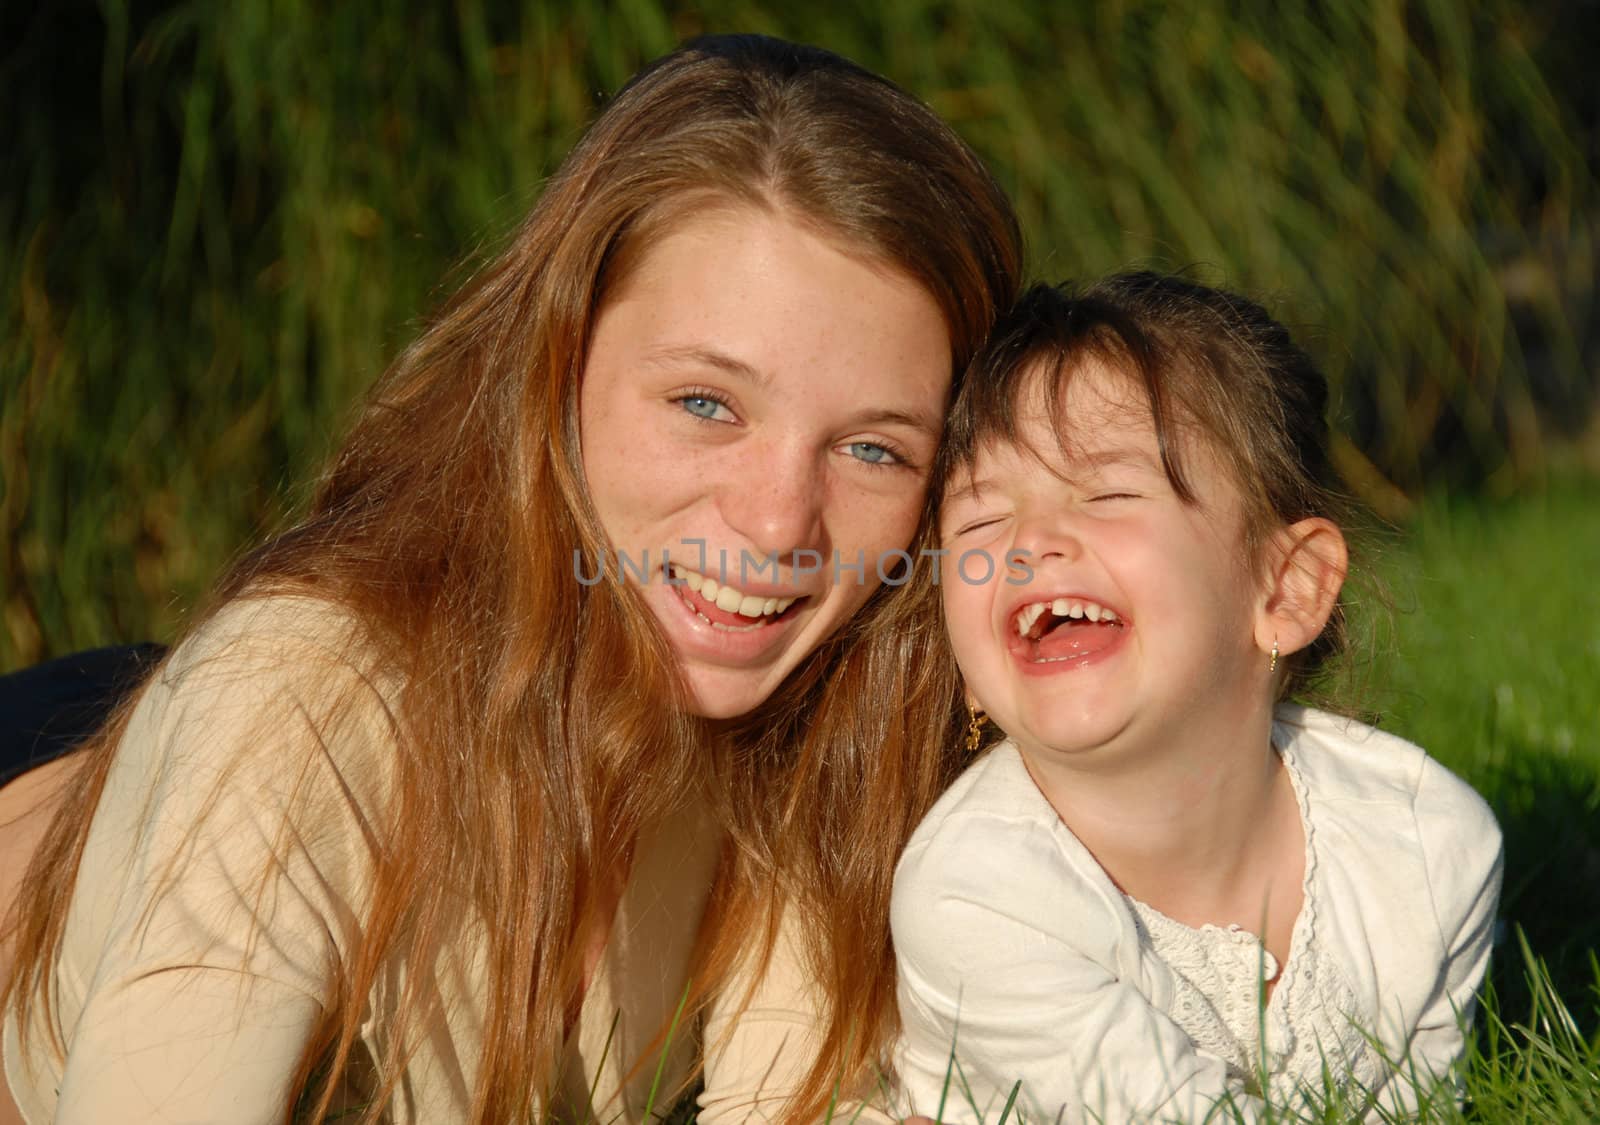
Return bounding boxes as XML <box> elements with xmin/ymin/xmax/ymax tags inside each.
<box><xmin>644</xmin><ymin>344</ymin><xmax>767</xmax><ymax>385</ymax></box>
<box><xmin>942</xmin><ymin>477</ymin><xmax>994</xmax><ymax>506</ymax></box>
<box><xmin>940</xmin><ymin>446</ymin><xmax>1159</xmax><ymax>508</ymax></box>
<box><xmin>855</xmin><ymin>408</ymin><xmax>943</xmax><ymax>439</ymax></box>
<box><xmin>1070</xmin><ymin>445</ymin><xmax>1161</xmax><ymax>474</ymax></box>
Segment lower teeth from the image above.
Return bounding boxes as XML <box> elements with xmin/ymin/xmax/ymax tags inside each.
<box><xmin>698</xmin><ymin>610</ymin><xmax>766</xmax><ymax>632</ymax></box>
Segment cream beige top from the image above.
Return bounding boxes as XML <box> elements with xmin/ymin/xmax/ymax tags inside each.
<box><xmin>699</xmin><ymin>908</ymin><xmax>895</xmax><ymax>1125</ymax></box>
<box><xmin>3</xmin><ymin>596</ymin><xmax>733</xmax><ymax>1124</ymax></box>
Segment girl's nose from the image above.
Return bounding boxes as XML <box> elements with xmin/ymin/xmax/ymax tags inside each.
<box><xmin>718</xmin><ymin>442</ymin><xmax>829</xmax><ymax>572</ymax></box>
<box><xmin>1011</xmin><ymin>507</ymin><xmax>1084</xmax><ymax>568</ymax></box>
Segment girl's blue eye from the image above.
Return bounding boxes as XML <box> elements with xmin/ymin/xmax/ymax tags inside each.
<box><xmin>847</xmin><ymin>442</ymin><xmax>894</xmax><ymax>465</ymax></box>
<box><xmin>680</xmin><ymin>396</ymin><xmax>727</xmax><ymax>420</ymax></box>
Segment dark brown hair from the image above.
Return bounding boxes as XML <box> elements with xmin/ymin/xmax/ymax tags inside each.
<box><xmin>938</xmin><ymin>273</ymin><xmax>1359</xmax><ymax>700</ymax></box>
<box><xmin>6</xmin><ymin>34</ymin><xmax>1021</xmax><ymax>1124</ymax></box>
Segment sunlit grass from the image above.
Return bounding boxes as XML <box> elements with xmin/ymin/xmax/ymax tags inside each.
<box><xmin>1367</xmin><ymin>483</ymin><xmax>1600</xmax><ymax>1015</ymax></box>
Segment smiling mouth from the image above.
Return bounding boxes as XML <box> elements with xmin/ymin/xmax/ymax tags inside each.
<box><xmin>1010</xmin><ymin>596</ymin><xmax>1126</xmax><ymax>663</ymax></box>
<box><xmin>668</xmin><ymin>564</ymin><xmax>806</xmax><ymax>631</ymax></box>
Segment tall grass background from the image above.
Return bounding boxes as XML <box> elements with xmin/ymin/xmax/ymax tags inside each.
<box><xmin>5</xmin><ymin>1</ymin><xmax>1596</xmax><ymax>665</ymax></box>
<box><xmin>4</xmin><ymin>1</ymin><xmax>1597</xmax><ymax>1116</ymax></box>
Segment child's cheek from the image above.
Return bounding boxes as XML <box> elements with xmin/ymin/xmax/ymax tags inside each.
<box><xmin>941</xmin><ymin>565</ymin><xmax>994</xmax><ymax>670</ymax></box>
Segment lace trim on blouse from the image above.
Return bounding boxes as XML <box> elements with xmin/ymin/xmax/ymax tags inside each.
<box><xmin>1124</xmin><ymin>744</ymin><xmax>1383</xmax><ymax>1102</ymax></box>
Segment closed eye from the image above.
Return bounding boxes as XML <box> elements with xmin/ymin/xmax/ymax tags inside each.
<box><xmin>951</xmin><ymin>516</ymin><xmax>1004</xmax><ymax>537</ymax></box>
<box><xmin>1090</xmin><ymin>492</ymin><xmax>1141</xmax><ymax>502</ymax></box>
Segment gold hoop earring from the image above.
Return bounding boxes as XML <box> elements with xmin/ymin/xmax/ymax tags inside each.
<box><xmin>964</xmin><ymin>704</ymin><xmax>987</xmax><ymax>752</ymax></box>
<box><xmin>1269</xmin><ymin>637</ymin><xmax>1280</xmax><ymax>675</ymax></box>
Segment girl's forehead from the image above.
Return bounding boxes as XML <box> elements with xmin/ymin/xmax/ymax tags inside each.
<box><xmin>1035</xmin><ymin>354</ymin><xmax>1153</xmax><ymax>424</ymax></box>
<box><xmin>946</xmin><ymin>426</ymin><xmax>1162</xmax><ymax>501</ymax></box>
<box><xmin>941</xmin><ymin>351</ymin><xmax>1245</xmax><ymax>517</ymax></box>
<box><xmin>952</xmin><ymin>359</ymin><xmax>1161</xmax><ymax>480</ymax></box>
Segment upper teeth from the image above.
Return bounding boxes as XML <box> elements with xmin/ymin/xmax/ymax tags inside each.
<box><xmin>670</xmin><ymin>565</ymin><xmax>798</xmax><ymax>619</ymax></box>
<box><xmin>1015</xmin><ymin>597</ymin><xmax>1121</xmax><ymax>636</ymax></box>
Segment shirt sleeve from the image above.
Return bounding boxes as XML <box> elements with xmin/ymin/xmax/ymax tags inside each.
<box><xmin>698</xmin><ymin>904</ymin><xmax>898</xmax><ymax>1125</ymax></box>
<box><xmin>42</xmin><ymin>604</ymin><xmax>390</xmax><ymax>1125</ymax></box>
<box><xmin>892</xmin><ymin>817</ymin><xmax>1262</xmax><ymax>1125</ymax></box>
<box><xmin>1375</xmin><ymin>755</ymin><xmax>1503</xmax><ymax>1115</ymax></box>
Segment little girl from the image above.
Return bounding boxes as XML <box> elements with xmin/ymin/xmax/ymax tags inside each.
<box><xmin>892</xmin><ymin>275</ymin><xmax>1503</xmax><ymax>1124</ymax></box>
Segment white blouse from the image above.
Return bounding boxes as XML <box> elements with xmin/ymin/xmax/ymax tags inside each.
<box><xmin>892</xmin><ymin>706</ymin><xmax>1503</xmax><ymax>1125</ymax></box>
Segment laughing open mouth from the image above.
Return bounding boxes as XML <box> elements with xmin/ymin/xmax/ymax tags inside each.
<box><xmin>1011</xmin><ymin>597</ymin><xmax>1126</xmax><ymax>663</ymax></box>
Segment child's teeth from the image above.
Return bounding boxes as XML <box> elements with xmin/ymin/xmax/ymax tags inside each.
<box><xmin>1015</xmin><ymin>598</ymin><xmax>1124</xmax><ymax>637</ymax></box>
<box><xmin>1016</xmin><ymin>603</ymin><xmax>1040</xmax><ymax>636</ymax></box>
<box><xmin>1012</xmin><ymin>593</ymin><xmax>1123</xmax><ymax>633</ymax></box>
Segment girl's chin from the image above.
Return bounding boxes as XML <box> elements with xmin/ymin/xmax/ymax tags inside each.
<box><xmin>678</xmin><ymin>664</ymin><xmax>786</xmax><ymax>721</ymax></box>
<box><xmin>1001</xmin><ymin>699</ymin><xmax>1134</xmax><ymax>760</ymax></box>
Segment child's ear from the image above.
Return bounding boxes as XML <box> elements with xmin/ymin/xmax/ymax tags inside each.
<box><xmin>1255</xmin><ymin>517</ymin><xmax>1348</xmax><ymax>659</ymax></box>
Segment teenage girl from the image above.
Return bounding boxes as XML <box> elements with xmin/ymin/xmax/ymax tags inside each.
<box><xmin>893</xmin><ymin>275</ymin><xmax>1502</xmax><ymax>1123</ymax></box>
<box><xmin>0</xmin><ymin>37</ymin><xmax>1022</xmax><ymax>1125</ymax></box>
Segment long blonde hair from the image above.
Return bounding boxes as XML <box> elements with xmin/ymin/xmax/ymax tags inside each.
<box><xmin>5</xmin><ymin>34</ymin><xmax>1021</xmax><ymax>1124</ymax></box>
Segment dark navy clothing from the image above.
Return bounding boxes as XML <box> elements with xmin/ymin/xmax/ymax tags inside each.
<box><xmin>0</xmin><ymin>644</ymin><xmax>165</xmax><ymax>785</ymax></box>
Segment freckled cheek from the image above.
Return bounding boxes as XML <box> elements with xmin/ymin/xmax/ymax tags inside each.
<box><xmin>577</xmin><ymin>402</ymin><xmax>638</xmax><ymax>521</ymax></box>
<box><xmin>586</xmin><ymin>431</ymin><xmax>725</xmax><ymax>532</ymax></box>
<box><xmin>834</xmin><ymin>482</ymin><xmax>924</xmax><ymax>552</ymax></box>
